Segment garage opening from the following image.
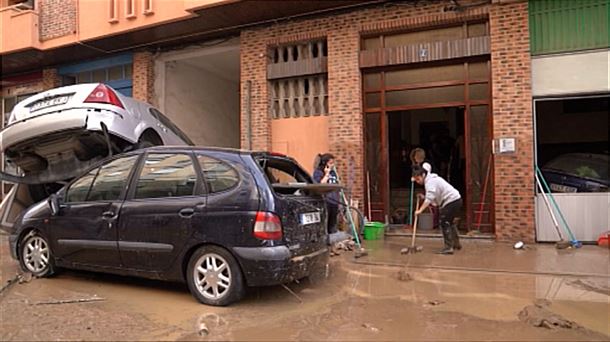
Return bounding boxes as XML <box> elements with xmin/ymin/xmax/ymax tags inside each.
<box><xmin>535</xmin><ymin>95</ymin><xmax>609</xmax><ymax>242</ymax></box>
<box><xmin>155</xmin><ymin>38</ymin><xmax>240</xmax><ymax>148</ymax></box>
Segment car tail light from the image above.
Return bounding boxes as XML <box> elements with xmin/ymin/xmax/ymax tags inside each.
<box><xmin>253</xmin><ymin>212</ymin><xmax>282</xmax><ymax>240</ymax></box>
<box><xmin>84</xmin><ymin>84</ymin><xmax>124</xmax><ymax>109</ymax></box>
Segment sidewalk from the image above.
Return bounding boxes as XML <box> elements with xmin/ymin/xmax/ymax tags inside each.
<box><xmin>351</xmin><ymin>236</ymin><xmax>610</xmax><ymax>278</ymax></box>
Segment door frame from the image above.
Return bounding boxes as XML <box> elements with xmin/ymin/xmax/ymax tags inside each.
<box><xmin>362</xmin><ymin>58</ymin><xmax>493</xmax><ymax>231</ymax></box>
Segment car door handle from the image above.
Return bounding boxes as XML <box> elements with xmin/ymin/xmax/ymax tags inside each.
<box><xmin>102</xmin><ymin>211</ymin><xmax>116</xmax><ymax>220</ymax></box>
<box><xmin>179</xmin><ymin>208</ymin><xmax>195</xmax><ymax>218</ymax></box>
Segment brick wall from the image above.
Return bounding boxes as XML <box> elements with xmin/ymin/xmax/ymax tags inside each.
<box><xmin>489</xmin><ymin>1</ymin><xmax>535</xmax><ymax>242</ymax></box>
<box><xmin>132</xmin><ymin>51</ymin><xmax>154</xmax><ymax>103</ymax></box>
<box><xmin>39</xmin><ymin>0</ymin><xmax>76</xmax><ymax>41</ymax></box>
<box><xmin>241</xmin><ymin>0</ymin><xmax>533</xmax><ymax>240</ymax></box>
<box><xmin>42</xmin><ymin>68</ymin><xmax>61</xmax><ymax>89</ymax></box>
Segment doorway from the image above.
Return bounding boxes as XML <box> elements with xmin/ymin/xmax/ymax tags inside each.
<box><xmin>363</xmin><ymin>59</ymin><xmax>493</xmax><ymax>233</ymax></box>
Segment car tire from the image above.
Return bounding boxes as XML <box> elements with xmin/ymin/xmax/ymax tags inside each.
<box><xmin>186</xmin><ymin>246</ymin><xmax>245</xmax><ymax>306</ymax></box>
<box><xmin>19</xmin><ymin>231</ymin><xmax>56</xmax><ymax>277</ymax></box>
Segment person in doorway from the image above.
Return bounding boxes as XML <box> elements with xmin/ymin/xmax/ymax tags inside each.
<box><xmin>412</xmin><ymin>165</ymin><xmax>462</xmax><ymax>255</ymax></box>
<box><xmin>313</xmin><ymin>153</ymin><xmax>340</xmax><ymax>235</ymax></box>
<box><xmin>410</xmin><ymin>148</ymin><xmax>439</xmax><ymax>228</ymax></box>
<box><xmin>409</xmin><ymin>147</ymin><xmax>432</xmax><ymax>173</ymax></box>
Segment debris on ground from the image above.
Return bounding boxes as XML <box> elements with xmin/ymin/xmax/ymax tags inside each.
<box><xmin>33</xmin><ymin>296</ymin><xmax>106</xmax><ymax>305</ymax></box>
<box><xmin>281</xmin><ymin>284</ymin><xmax>303</xmax><ymax>303</ymax></box>
<box><xmin>518</xmin><ymin>301</ymin><xmax>583</xmax><ymax>330</ymax></box>
<box><xmin>198</xmin><ymin>323</ymin><xmax>209</xmax><ymax>336</ymax></box>
<box><xmin>362</xmin><ymin>323</ymin><xmax>380</xmax><ymax>332</ymax></box>
<box><xmin>567</xmin><ymin>279</ymin><xmax>610</xmax><ymax>296</ymax></box>
<box><xmin>397</xmin><ymin>269</ymin><xmax>413</xmax><ymax>282</ymax></box>
<box><xmin>426</xmin><ymin>300</ymin><xmax>445</xmax><ymax>306</ymax></box>
<box><xmin>0</xmin><ymin>272</ymin><xmax>33</xmax><ymax>295</ymax></box>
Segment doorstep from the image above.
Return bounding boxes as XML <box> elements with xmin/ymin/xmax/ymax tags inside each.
<box><xmin>385</xmin><ymin>224</ymin><xmax>495</xmax><ymax>240</ymax></box>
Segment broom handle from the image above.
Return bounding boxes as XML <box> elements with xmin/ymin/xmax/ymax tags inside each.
<box><xmin>535</xmin><ymin>173</ymin><xmax>563</xmax><ymax>240</ymax></box>
<box><xmin>535</xmin><ymin>166</ymin><xmax>576</xmax><ymax>241</ymax></box>
<box><xmin>408</xmin><ymin>180</ymin><xmax>415</xmax><ymax>226</ymax></box>
<box><xmin>366</xmin><ymin>171</ymin><xmax>372</xmax><ymax>220</ymax></box>
<box><xmin>411</xmin><ymin>198</ymin><xmax>421</xmax><ymax>248</ymax></box>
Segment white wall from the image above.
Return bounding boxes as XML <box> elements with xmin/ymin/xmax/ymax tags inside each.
<box><xmin>163</xmin><ymin>61</ymin><xmax>240</xmax><ymax>147</ymax></box>
<box><xmin>532</xmin><ymin>49</ymin><xmax>610</xmax><ymax>97</ymax></box>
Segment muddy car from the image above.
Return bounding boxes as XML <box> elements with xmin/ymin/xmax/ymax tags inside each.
<box><xmin>0</xmin><ymin>83</ymin><xmax>193</xmax><ymax>230</ymax></box>
<box><xmin>7</xmin><ymin>147</ymin><xmax>336</xmax><ymax>306</ymax></box>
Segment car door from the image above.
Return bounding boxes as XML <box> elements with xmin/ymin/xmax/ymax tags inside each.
<box><xmin>193</xmin><ymin>152</ymin><xmax>259</xmax><ymax>247</ymax></box>
<box><xmin>51</xmin><ymin>154</ymin><xmax>139</xmax><ymax>267</ymax></box>
<box><xmin>117</xmin><ymin>152</ymin><xmax>204</xmax><ymax>271</ymax></box>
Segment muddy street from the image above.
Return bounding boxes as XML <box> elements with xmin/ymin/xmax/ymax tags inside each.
<box><xmin>1</xmin><ymin>234</ymin><xmax>609</xmax><ymax>341</ymax></box>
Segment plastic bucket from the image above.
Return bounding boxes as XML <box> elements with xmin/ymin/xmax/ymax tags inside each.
<box><xmin>418</xmin><ymin>213</ymin><xmax>434</xmax><ymax>230</ymax></box>
<box><xmin>364</xmin><ymin>222</ymin><xmax>385</xmax><ymax>240</ymax></box>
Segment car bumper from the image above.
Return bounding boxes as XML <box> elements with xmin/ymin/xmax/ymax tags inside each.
<box><xmin>0</xmin><ymin>111</ymin><xmax>88</xmax><ymax>151</ymax></box>
<box><xmin>9</xmin><ymin>234</ymin><xmax>19</xmax><ymax>260</ymax></box>
<box><xmin>232</xmin><ymin>246</ymin><xmax>329</xmax><ymax>287</ymax></box>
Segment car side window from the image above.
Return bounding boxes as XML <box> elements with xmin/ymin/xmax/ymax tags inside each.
<box><xmin>197</xmin><ymin>155</ymin><xmax>239</xmax><ymax>193</ymax></box>
<box><xmin>149</xmin><ymin>108</ymin><xmax>194</xmax><ymax>145</ymax></box>
<box><xmin>65</xmin><ymin>169</ymin><xmax>98</xmax><ymax>203</ymax></box>
<box><xmin>134</xmin><ymin>153</ymin><xmax>197</xmax><ymax>199</ymax></box>
<box><xmin>86</xmin><ymin>155</ymin><xmax>139</xmax><ymax>202</ymax></box>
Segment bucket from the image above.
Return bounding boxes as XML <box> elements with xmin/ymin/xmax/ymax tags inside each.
<box><xmin>418</xmin><ymin>213</ymin><xmax>434</xmax><ymax>230</ymax></box>
<box><xmin>363</xmin><ymin>221</ymin><xmax>385</xmax><ymax>240</ymax></box>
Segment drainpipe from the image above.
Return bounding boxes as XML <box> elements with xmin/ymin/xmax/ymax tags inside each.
<box><xmin>245</xmin><ymin>80</ymin><xmax>253</xmax><ymax>150</ymax></box>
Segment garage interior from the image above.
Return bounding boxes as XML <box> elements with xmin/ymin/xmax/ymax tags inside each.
<box><xmin>155</xmin><ymin>38</ymin><xmax>241</xmax><ymax>148</ymax></box>
<box><xmin>535</xmin><ymin>95</ymin><xmax>609</xmax><ymax>242</ymax></box>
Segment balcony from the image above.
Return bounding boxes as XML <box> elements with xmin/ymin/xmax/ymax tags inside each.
<box><xmin>0</xmin><ymin>5</ymin><xmax>39</xmax><ymax>53</ymax></box>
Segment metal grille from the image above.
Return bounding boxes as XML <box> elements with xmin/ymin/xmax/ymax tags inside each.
<box><xmin>270</xmin><ymin>75</ymin><xmax>328</xmax><ymax>119</ymax></box>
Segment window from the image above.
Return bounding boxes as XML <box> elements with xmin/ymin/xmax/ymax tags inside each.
<box><xmin>135</xmin><ymin>154</ymin><xmax>197</xmax><ymax>199</ymax></box>
<box><xmin>142</xmin><ymin>0</ymin><xmax>153</xmax><ymax>14</ymax></box>
<box><xmin>65</xmin><ymin>169</ymin><xmax>97</xmax><ymax>203</ymax></box>
<box><xmin>149</xmin><ymin>108</ymin><xmax>194</xmax><ymax>145</ymax></box>
<box><xmin>87</xmin><ymin>156</ymin><xmax>138</xmax><ymax>201</ymax></box>
<box><xmin>197</xmin><ymin>155</ymin><xmax>239</xmax><ymax>193</ymax></box>
<box><xmin>109</xmin><ymin>0</ymin><xmax>118</xmax><ymax>22</ymax></box>
<box><xmin>125</xmin><ymin>0</ymin><xmax>136</xmax><ymax>18</ymax></box>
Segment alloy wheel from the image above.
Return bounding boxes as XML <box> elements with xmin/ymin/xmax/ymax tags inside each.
<box><xmin>193</xmin><ymin>253</ymin><xmax>232</xmax><ymax>300</ymax></box>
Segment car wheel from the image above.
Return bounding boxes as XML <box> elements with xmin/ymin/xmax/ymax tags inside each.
<box><xmin>186</xmin><ymin>246</ymin><xmax>245</xmax><ymax>306</ymax></box>
<box><xmin>19</xmin><ymin>232</ymin><xmax>56</xmax><ymax>277</ymax></box>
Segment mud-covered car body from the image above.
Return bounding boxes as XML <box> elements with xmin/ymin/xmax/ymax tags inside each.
<box><xmin>7</xmin><ymin>147</ymin><xmax>334</xmax><ymax>305</ymax></box>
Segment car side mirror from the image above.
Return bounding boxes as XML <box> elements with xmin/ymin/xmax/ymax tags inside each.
<box><xmin>48</xmin><ymin>194</ymin><xmax>61</xmax><ymax>216</ymax></box>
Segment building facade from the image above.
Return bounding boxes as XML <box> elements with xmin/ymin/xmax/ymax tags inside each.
<box><xmin>1</xmin><ymin>0</ymin><xmax>608</xmax><ymax>242</ymax></box>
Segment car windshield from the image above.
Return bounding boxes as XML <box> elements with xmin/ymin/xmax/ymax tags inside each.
<box><xmin>544</xmin><ymin>154</ymin><xmax>609</xmax><ymax>181</ymax></box>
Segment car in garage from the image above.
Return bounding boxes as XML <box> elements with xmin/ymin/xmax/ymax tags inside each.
<box><xmin>541</xmin><ymin>153</ymin><xmax>609</xmax><ymax>193</ymax></box>
<box><xmin>6</xmin><ymin>147</ymin><xmax>335</xmax><ymax>306</ymax></box>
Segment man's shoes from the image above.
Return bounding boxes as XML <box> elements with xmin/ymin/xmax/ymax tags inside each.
<box><xmin>436</xmin><ymin>248</ymin><xmax>454</xmax><ymax>255</ymax></box>
<box><xmin>454</xmin><ymin>243</ymin><xmax>462</xmax><ymax>251</ymax></box>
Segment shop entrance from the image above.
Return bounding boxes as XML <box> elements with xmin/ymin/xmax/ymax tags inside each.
<box><xmin>363</xmin><ymin>59</ymin><xmax>493</xmax><ymax>233</ymax></box>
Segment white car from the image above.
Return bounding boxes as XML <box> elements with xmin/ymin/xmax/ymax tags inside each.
<box><xmin>0</xmin><ymin>83</ymin><xmax>194</xmax><ymax>230</ymax></box>
<box><xmin>0</xmin><ymin>83</ymin><xmax>193</xmax><ymax>185</ymax></box>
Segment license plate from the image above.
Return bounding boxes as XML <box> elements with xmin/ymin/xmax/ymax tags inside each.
<box><xmin>550</xmin><ymin>183</ymin><xmax>577</xmax><ymax>193</ymax></box>
<box><xmin>30</xmin><ymin>96</ymin><xmax>69</xmax><ymax>112</ymax></box>
<box><xmin>300</xmin><ymin>212</ymin><xmax>321</xmax><ymax>225</ymax></box>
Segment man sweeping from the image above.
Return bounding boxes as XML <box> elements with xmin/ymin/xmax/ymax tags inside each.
<box><xmin>412</xmin><ymin>165</ymin><xmax>462</xmax><ymax>255</ymax></box>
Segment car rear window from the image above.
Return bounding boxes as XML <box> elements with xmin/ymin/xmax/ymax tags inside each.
<box><xmin>254</xmin><ymin>154</ymin><xmax>312</xmax><ymax>195</ymax></box>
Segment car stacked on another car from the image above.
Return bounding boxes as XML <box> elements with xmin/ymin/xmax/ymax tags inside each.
<box><xmin>7</xmin><ymin>147</ymin><xmax>335</xmax><ymax>306</ymax></box>
<box><xmin>0</xmin><ymin>83</ymin><xmax>194</xmax><ymax>230</ymax></box>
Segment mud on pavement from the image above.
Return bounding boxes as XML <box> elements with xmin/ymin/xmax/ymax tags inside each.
<box><xmin>1</xmin><ymin>234</ymin><xmax>609</xmax><ymax>341</ymax></box>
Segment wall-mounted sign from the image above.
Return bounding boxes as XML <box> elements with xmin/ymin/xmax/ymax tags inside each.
<box><xmin>493</xmin><ymin>138</ymin><xmax>516</xmax><ymax>154</ymax></box>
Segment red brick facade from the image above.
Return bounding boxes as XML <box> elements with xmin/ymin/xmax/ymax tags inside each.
<box><xmin>241</xmin><ymin>0</ymin><xmax>534</xmax><ymax>240</ymax></box>
<box><xmin>42</xmin><ymin>68</ymin><xmax>61</xmax><ymax>90</ymax></box>
<box><xmin>132</xmin><ymin>51</ymin><xmax>155</xmax><ymax>103</ymax></box>
<box><xmin>39</xmin><ymin>0</ymin><xmax>77</xmax><ymax>41</ymax></box>
<box><xmin>490</xmin><ymin>1</ymin><xmax>535</xmax><ymax>242</ymax></box>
